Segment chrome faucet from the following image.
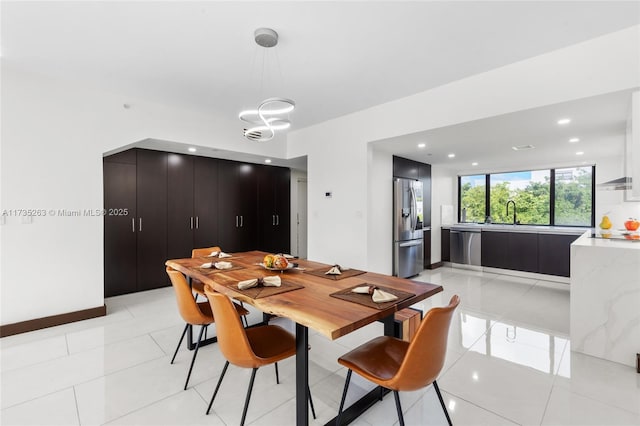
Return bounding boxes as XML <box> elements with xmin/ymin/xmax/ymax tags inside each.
<box><xmin>506</xmin><ymin>200</ymin><xmax>517</xmax><ymax>225</ymax></box>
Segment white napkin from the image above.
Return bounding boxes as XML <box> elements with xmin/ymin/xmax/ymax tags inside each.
<box><xmin>200</xmin><ymin>262</ymin><xmax>214</xmax><ymax>268</ymax></box>
<box><xmin>326</xmin><ymin>266</ymin><xmax>342</xmax><ymax>275</ymax></box>
<box><xmin>352</xmin><ymin>286</ymin><xmax>398</xmax><ymax>303</ymax></box>
<box><xmin>282</xmin><ymin>254</ymin><xmax>295</xmax><ymax>259</ymax></box>
<box><xmin>207</xmin><ymin>251</ymin><xmax>219</xmax><ymax>257</ymax></box>
<box><xmin>238</xmin><ymin>276</ymin><xmax>281</xmax><ymax>290</ymax></box>
<box><xmin>218</xmin><ymin>252</ymin><xmax>232</xmax><ymax>258</ymax></box>
<box><xmin>214</xmin><ymin>261</ymin><xmax>232</xmax><ymax>270</ymax></box>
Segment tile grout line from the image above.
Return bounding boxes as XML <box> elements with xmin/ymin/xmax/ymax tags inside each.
<box><xmin>72</xmin><ymin>386</ymin><xmax>82</xmax><ymax>426</ymax></box>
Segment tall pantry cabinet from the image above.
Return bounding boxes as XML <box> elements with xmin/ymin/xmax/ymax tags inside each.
<box><xmin>103</xmin><ymin>148</ymin><xmax>291</xmax><ymax>297</ymax></box>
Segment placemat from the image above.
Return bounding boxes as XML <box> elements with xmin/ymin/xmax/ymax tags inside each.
<box><xmin>197</xmin><ymin>264</ymin><xmax>245</xmax><ymax>275</ymax></box>
<box><xmin>330</xmin><ymin>284</ymin><xmax>415</xmax><ymax>310</ymax></box>
<box><xmin>226</xmin><ymin>280</ymin><xmax>304</xmax><ymax>299</ymax></box>
<box><xmin>304</xmin><ymin>268</ymin><xmax>366</xmax><ymax>280</ymax></box>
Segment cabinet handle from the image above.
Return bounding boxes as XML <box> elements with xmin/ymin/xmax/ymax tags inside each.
<box><xmin>190</xmin><ymin>217</ymin><xmax>194</xmax><ymax>230</ymax></box>
<box><xmin>196</xmin><ymin>216</ymin><xmax>199</xmax><ymax>229</ymax></box>
<box><xmin>272</xmin><ymin>215</ymin><xmax>275</xmax><ymax>226</ymax></box>
<box><xmin>240</xmin><ymin>215</ymin><xmax>244</xmax><ymax>227</ymax></box>
<box><xmin>235</xmin><ymin>216</ymin><xmax>239</xmax><ymax>227</ymax></box>
<box><xmin>139</xmin><ymin>218</ymin><xmax>142</xmax><ymax>232</ymax></box>
<box><xmin>132</xmin><ymin>218</ymin><xmax>135</xmax><ymax>233</ymax></box>
<box><xmin>276</xmin><ymin>215</ymin><xmax>279</xmax><ymax>226</ymax></box>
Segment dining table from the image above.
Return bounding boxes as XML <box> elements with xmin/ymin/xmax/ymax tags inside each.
<box><xmin>165</xmin><ymin>251</ymin><xmax>443</xmax><ymax>426</ymax></box>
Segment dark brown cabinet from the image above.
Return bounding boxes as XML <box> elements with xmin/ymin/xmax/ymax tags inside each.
<box><xmin>481</xmin><ymin>231</ymin><xmax>510</xmax><ymax>269</ymax></box>
<box><xmin>393</xmin><ymin>156</ymin><xmax>419</xmax><ymax>180</ymax></box>
<box><xmin>538</xmin><ymin>234</ymin><xmax>579</xmax><ymax>277</ymax></box>
<box><xmin>103</xmin><ymin>159</ymin><xmax>137</xmax><ymax>297</ymax></box>
<box><xmin>217</xmin><ymin>160</ymin><xmax>258</xmax><ymax>252</ymax></box>
<box><xmin>135</xmin><ymin>149</ymin><xmax>168</xmax><ymax>291</ymax></box>
<box><xmin>441</xmin><ymin>228</ymin><xmax>450</xmax><ymax>262</ymax></box>
<box><xmin>423</xmin><ymin>229</ymin><xmax>431</xmax><ymax>268</ymax></box>
<box><xmin>257</xmin><ymin>166</ymin><xmax>291</xmax><ymax>253</ymax></box>
<box><xmin>193</xmin><ymin>156</ymin><xmax>219</xmax><ymax>248</ymax></box>
<box><xmin>509</xmin><ymin>232</ymin><xmax>538</xmax><ymax>273</ymax></box>
<box><xmin>419</xmin><ymin>164</ymin><xmax>431</xmax><ymax>228</ymax></box>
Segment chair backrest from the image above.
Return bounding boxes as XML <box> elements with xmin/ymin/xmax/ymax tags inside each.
<box><xmin>388</xmin><ymin>295</ymin><xmax>460</xmax><ymax>391</ymax></box>
<box><xmin>204</xmin><ymin>287</ymin><xmax>261</xmax><ymax>369</ymax></box>
<box><xmin>191</xmin><ymin>246</ymin><xmax>222</xmax><ymax>258</ymax></box>
<box><xmin>166</xmin><ymin>266</ymin><xmax>213</xmax><ymax>326</ymax></box>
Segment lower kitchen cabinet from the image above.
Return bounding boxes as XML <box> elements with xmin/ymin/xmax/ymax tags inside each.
<box><xmin>538</xmin><ymin>233</ymin><xmax>580</xmax><ymax>277</ymax></box>
<box><xmin>441</xmin><ymin>228</ymin><xmax>450</xmax><ymax>262</ymax></box>
<box><xmin>480</xmin><ymin>231</ymin><xmax>510</xmax><ymax>269</ymax></box>
<box><xmin>509</xmin><ymin>232</ymin><xmax>538</xmax><ymax>273</ymax></box>
<box><xmin>423</xmin><ymin>229</ymin><xmax>431</xmax><ymax>268</ymax></box>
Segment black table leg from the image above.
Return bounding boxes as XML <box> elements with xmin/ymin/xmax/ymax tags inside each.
<box><xmin>296</xmin><ymin>323</ymin><xmax>309</xmax><ymax>426</ymax></box>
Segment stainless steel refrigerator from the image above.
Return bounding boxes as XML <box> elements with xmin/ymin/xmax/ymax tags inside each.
<box><xmin>393</xmin><ymin>178</ymin><xmax>424</xmax><ymax>278</ymax></box>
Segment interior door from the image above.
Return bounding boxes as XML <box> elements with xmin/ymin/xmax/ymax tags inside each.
<box><xmin>296</xmin><ymin>179</ymin><xmax>308</xmax><ymax>258</ymax></box>
<box><xmin>167</xmin><ymin>153</ymin><xmax>194</xmax><ymax>260</ymax></box>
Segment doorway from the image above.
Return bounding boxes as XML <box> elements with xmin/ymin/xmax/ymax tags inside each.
<box><xmin>296</xmin><ymin>178</ymin><xmax>308</xmax><ymax>259</ymax></box>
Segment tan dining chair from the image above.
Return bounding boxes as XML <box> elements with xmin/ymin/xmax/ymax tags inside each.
<box><xmin>191</xmin><ymin>246</ymin><xmax>250</xmax><ymax>327</ymax></box>
<box><xmin>203</xmin><ymin>288</ymin><xmax>316</xmax><ymax>426</ymax></box>
<box><xmin>336</xmin><ymin>295</ymin><xmax>460</xmax><ymax>426</ymax></box>
<box><xmin>166</xmin><ymin>266</ymin><xmax>249</xmax><ymax>390</ymax></box>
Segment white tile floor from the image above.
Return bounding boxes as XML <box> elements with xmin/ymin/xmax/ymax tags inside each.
<box><xmin>2</xmin><ymin>266</ymin><xmax>639</xmax><ymax>425</ymax></box>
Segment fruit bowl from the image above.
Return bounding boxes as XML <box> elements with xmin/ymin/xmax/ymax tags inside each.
<box><xmin>262</xmin><ymin>254</ymin><xmax>290</xmax><ymax>270</ymax></box>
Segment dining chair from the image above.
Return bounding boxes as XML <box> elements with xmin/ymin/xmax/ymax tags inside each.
<box><xmin>191</xmin><ymin>246</ymin><xmax>249</xmax><ymax>327</ymax></box>
<box><xmin>166</xmin><ymin>266</ymin><xmax>249</xmax><ymax>390</ymax></box>
<box><xmin>203</xmin><ymin>288</ymin><xmax>316</xmax><ymax>426</ymax></box>
<box><xmin>336</xmin><ymin>295</ymin><xmax>460</xmax><ymax>426</ymax></box>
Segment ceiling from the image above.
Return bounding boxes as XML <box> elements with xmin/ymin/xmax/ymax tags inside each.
<box><xmin>2</xmin><ymin>1</ymin><xmax>639</xmax><ymax>169</ymax></box>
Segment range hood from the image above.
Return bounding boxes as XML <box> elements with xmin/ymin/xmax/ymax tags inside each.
<box><xmin>597</xmin><ymin>177</ymin><xmax>632</xmax><ymax>191</ymax></box>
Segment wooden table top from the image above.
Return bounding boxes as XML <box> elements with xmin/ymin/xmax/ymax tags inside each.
<box><xmin>166</xmin><ymin>251</ymin><xmax>442</xmax><ymax>340</ymax></box>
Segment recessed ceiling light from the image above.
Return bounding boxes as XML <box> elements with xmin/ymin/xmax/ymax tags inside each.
<box><xmin>569</xmin><ymin>138</ymin><xmax>580</xmax><ymax>143</ymax></box>
<box><xmin>472</xmin><ymin>162</ymin><xmax>478</xmax><ymax>166</ymax></box>
<box><xmin>265</xmin><ymin>159</ymin><xmax>272</xmax><ymax>163</ymax></box>
<box><xmin>557</xmin><ymin>118</ymin><xmax>571</xmax><ymax>125</ymax></box>
<box><xmin>512</xmin><ymin>145</ymin><xmax>535</xmax><ymax>151</ymax></box>
<box><xmin>417</xmin><ymin>143</ymin><xmax>426</xmax><ymax>148</ymax></box>
<box><xmin>188</xmin><ymin>147</ymin><xmax>197</xmax><ymax>152</ymax></box>
<box><xmin>576</xmin><ymin>151</ymin><xmax>584</xmax><ymax>156</ymax></box>
<box><xmin>448</xmin><ymin>153</ymin><xmax>455</xmax><ymax>158</ymax></box>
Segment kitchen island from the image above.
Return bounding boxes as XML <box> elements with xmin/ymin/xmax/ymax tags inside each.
<box><xmin>570</xmin><ymin>232</ymin><xmax>640</xmax><ymax>367</ymax></box>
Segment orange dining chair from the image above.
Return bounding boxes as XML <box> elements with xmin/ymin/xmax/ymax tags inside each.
<box><xmin>336</xmin><ymin>295</ymin><xmax>460</xmax><ymax>426</ymax></box>
<box><xmin>166</xmin><ymin>266</ymin><xmax>249</xmax><ymax>390</ymax></box>
<box><xmin>191</xmin><ymin>246</ymin><xmax>249</xmax><ymax>327</ymax></box>
<box><xmin>204</xmin><ymin>288</ymin><xmax>316</xmax><ymax>426</ymax></box>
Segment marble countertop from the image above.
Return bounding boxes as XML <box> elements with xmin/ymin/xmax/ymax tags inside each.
<box><xmin>443</xmin><ymin>223</ymin><xmax>587</xmax><ymax>235</ymax></box>
<box><xmin>572</xmin><ymin>230</ymin><xmax>640</xmax><ymax>250</ymax></box>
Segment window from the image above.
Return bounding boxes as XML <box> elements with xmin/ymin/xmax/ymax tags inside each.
<box><xmin>489</xmin><ymin>170</ymin><xmax>550</xmax><ymax>225</ymax></box>
<box><xmin>459</xmin><ymin>175</ymin><xmax>486</xmax><ymax>223</ymax></box>
<box><xmin>458</xmin><ymin>166</ymin><xmax>594</xmax><ymax>227</ymax></box>
<box><xmin>554</xmin><ymin>166</ymin><xmax>593</xmax><ymax>226</ymax></box>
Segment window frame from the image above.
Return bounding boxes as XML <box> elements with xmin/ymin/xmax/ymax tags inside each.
<box><xmin>458</xmin><ymin>165</ymin><xmax>595</xmax><ymax>228</ymax></box>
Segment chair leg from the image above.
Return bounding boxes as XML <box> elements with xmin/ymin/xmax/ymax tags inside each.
<box><xmin>171</xmin><ymin>324</ymin><xmax>189</xmax><ymax>364</ymax></box>
<box><xmin>274</xmin><ymin>362</ymin><xmax>280</xmax><ymax>384</ymax></box>
<box><xmin>336</xmin><ymin>369</ymin><xmax>352</xmax><ymax>426</ymax></box>
<box><xmin>393</xmin><ymin>390</ymin><xmax>405</xmax><ymax>426</ymax></box>
<box><xmin>433</xmin><ymin>380</ymin><xmax>452</xmax><ymax>426</ymax></box>
<box><xmin>308</xmin><ymin>385</ymin><xmax>316</xmax><ymax>419</ymax></box>
<box><xmin>206</xmin><ymin>361</ymin><xmax>229</xmax><ymax>414</ymax></box>
<box><xmin>240</xmin><ymin>368</ymin><xmax>258</xmax><ymax>426</ymax></box>
<box><xmin>240</xmin><ymin>301</ymin><xmax>249</xmax><ymax>327</ymax></box>
<box><xmin>184</xmin><ymin>325</ymin><xmax>206</xmax><ymax>390</ymax></box>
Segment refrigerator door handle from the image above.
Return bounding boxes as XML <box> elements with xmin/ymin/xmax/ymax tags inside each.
<box><xmin>409</xmin><ymin>185</ymin><xmax>418</xmax><ymax>231</ymax></box>
<box><xmin>399</xmin><ymin>240</ymin><xmax>422</xmax><ymax>248</ymax></box>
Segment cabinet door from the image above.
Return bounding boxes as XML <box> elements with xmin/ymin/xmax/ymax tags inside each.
<box><xmin>419</xmin><ymin>164</ymin><xmax>432</xmax><ymax>227</ymax></box>
<box><xmin>258</xmin><ymin>166</ymin><xmax>290</xmax><ymax>253</ymax></box>
<box><xmin>217</xmin><ymin>160</ymin><xmax>242</xmax><ymax>251</ymax></box>
<box><xmin>508</xmin><ymin>232</ymin><xmax>538</xmax><ymax>273</ymax></box>
<box><xmin>103</xmin><ymin>161</ymin><xmax>137</xmax><ymax>297</ymax></box>
<box><xmin>237</xmin><ymin>163</ymin><xmax>258</xmax><ymax>251</ymax></box>
<box><xmin>194</xmin><ymin>156</ymin><xmax>219</xmax><ymax>248</ymax></box>
<box><xmin>167</xmin><ymin>153</ymin><xmax>194</xmax><ymax>260</ymax></box>
<box><xmin>393</xmin><ymin>156</ymin><xmax>419</xmax><ymax>180</ymax></box>
<box><xmin>423</xmin><ymin>229</ymin><xmax>431</xmax><ymax>267</ymax></box>
<box><xmin>136</xmin><ymin>149</ymin><xmax>168</xmax><ymax>291</ymax></box>
<box><xmin>441</xmin><ymin>228</ymin><xmax>450</xmax><ymax>262</ymax></box>
<box><xmin>481</xmin><ymin>231</ymin><xmax>510</xmax><ymax>269</ymax></box>
<box><xmin>538</xmin><ymin>234</ymin><xmax>579</xmax><ymax>277</ymax></box>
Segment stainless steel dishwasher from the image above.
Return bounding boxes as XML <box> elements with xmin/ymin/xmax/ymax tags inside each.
<box><xmin>450</xmin><ymin>227</ymin><xmax>482</xmax><ymax>265</ymax></box>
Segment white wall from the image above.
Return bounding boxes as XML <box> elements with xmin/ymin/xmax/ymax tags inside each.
<box><xmin>367</xmin><ymin>148</ymin><xmax>393</xmax><ymax>274</ymax></box>
<box><xmin>430</xmin><ymin>166</ymin><xmax>456</xmax><ymax>264</ymax></box>
<box><xmin>288</xmin><ymin>26</ymin><xmax>640</xmax><ymax>272</ymax></box>
<box><xmin>290</xmin><ymin>169</ymin><xmax>307</xmax><ymax>257</ymax></box>
<box><xmin>0</xmin><ymin>65</ymin><xmax>287</xmax><ymax>325</ymax></box>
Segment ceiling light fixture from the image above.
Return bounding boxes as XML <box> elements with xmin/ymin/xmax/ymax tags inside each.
<box><xmin>265</xmin><ymin>159</ymin><xmax>272</xmax><ymax>163</ymax></box>
<box><xmin>418</xmin><ymin>143</ymin><xmax>426</xmax><ymax>148</ymax></box>
<box><xmin>557</xmin><ymin>118</ymin><xmax>571</xmax><ymax>125</ymax></box>
<box><xmin>576</xmin><ymin>151</ymin><xmax>584</xmax><ymax>155</ymax></box>
<box><xmin>512</xmin><ymin>145</ymin><xmax>535</xmax><ymax>151</ymax></box>
<box><xmin>472</xmin><ymin>162</ymin><xmax>478</xmax><ymax>166</ymax></box>
<box><xmin>448</xmin><ymin>153</ymin><xmax>455</xmax><ymax>158</ymax></box>
<box><xmin>239</xmin><ymin>28</ymin><xmax>295</xmax><ymax>142</ymax></box>
<box><xmin>569</xmin><ymin>138</ymin><xmax>580</xmax><ymax>143</ymax></box>
<box><xmin>188</xmin><ymin>147</ymin><xmax>197</xmax><ymax>153</ymax></box>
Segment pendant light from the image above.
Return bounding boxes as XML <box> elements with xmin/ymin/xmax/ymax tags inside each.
<box><xmin>239</xmin><ymin>28</ymin><xmax>295</xmax><ymax>142</ymax></box>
